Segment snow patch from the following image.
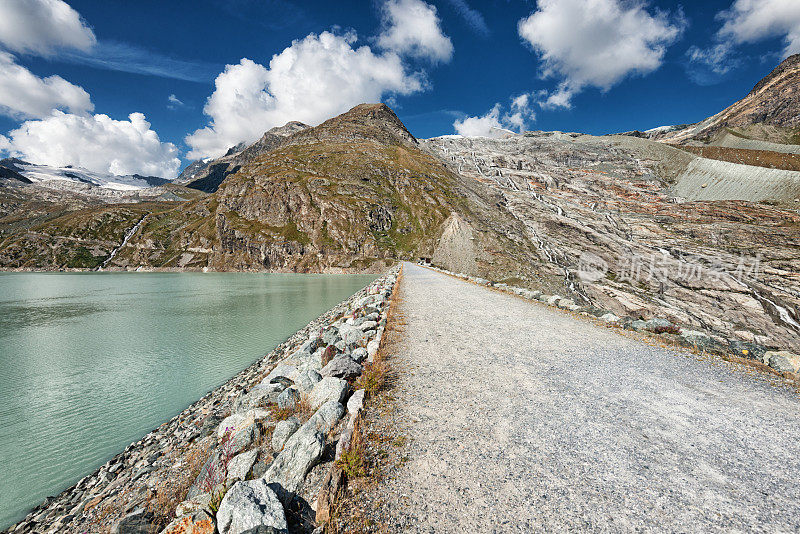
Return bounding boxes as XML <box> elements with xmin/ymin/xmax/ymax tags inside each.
<box><xmin>12</xmin><ymin>161</ymin><xmax>168</xmax><ymax>191</ymax></box>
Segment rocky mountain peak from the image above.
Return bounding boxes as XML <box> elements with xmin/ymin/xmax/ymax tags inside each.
<box><xmin>267</xmin><ymin>121</ymin><xmax>309</xmax><ymax>137</ymax></box>
<box><xmin>288</xmin><ymin>103</ymin><xmax>417</xmax><ymax>147</ymax></box>
<box><xmin>749</xmin><ymin>53</ymin><xmax>800</xmax><ymax>96</ymax></box>
<box><xmin>625</xmin><ymin>54</ymin><xmax>800</xmax><ymax>145</ymax></box>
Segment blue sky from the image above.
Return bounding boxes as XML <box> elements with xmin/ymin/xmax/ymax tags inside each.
<box><xmin>0</xmin><ymin>0</ymin><xmax>798</xmax><ymax>178</ymax></box>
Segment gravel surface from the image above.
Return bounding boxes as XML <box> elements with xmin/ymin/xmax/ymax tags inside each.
<box><xmin>376</xmin><ymin>262</ymin><xmax>800</xmax><ymax>532</ymax></box>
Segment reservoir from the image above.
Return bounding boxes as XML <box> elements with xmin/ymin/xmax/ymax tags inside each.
<box><xmin>0</xmin><ymin>271</ymin><xmax>377</xmax><ymax>528</ymax></box>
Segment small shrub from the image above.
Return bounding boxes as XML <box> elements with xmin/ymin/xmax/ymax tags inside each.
<box><xmin>335</xmin><ymin>418</ymin><xmax>367</xmax><ymax>479</ymax></box>
<box><xmin>356</xmin><ymin>360</ymin><xmax>389</xmax><ymax>397</ymax></box>
<box><xmin>208</xmin><ymin>485</ymin><xmax>228</xmax><ymax>513</ymax></box>
<box><xmin>271</xmin><ymin>405</ymin><xmax>295</xmax><ymax>421</ymax></box>
<box><xmin>199</xmin><ymin>430</ymin><xmax>236</xmax><ymax>494</ymax></box>
<box><xmin>269</xmin><ymin>394</ymin><xmax>314</xmax><ymax>423</ymax></box>
<box><xmin>146</xmin><ymin>439</ymin><xmax>213</xmax><ymax>528</ymax></box>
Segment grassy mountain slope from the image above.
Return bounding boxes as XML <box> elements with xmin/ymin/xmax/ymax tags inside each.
<box><xmin>22</xmin><ymin>104</ymin><xmax>542</xmax><ymax>280</ymax></box>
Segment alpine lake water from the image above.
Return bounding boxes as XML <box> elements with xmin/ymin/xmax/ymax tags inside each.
<box><xmin>0</xmin><ymin>271</ymin><xmax>378</xmax><ymax>528</ymax></box>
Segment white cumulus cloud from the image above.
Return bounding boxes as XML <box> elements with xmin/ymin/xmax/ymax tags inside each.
<box><xmin>717</xmin><ymin>0</ymin><xmax>800</xmax><ymax>56</ymax></box>
<box><xmin>2</xmin><ymin>111</ymin><xmax>181</xmax><ymax>178</ymax></box>
<box><xmin>0</xmin><ymin>0</ymin><xmax>96</xmax><ymax>56</ymax></box>
<box><xmin>518</xmin><ymin>0</ymin><xmax>684</xmax><ymax>108</ymax></box>
<box><xmin>686</xmin><ymin>0</ymin><xmax>800</xmax><ymax>85</ymax></box>
<box><xmin>186</xmin><ymin>0</ymin><xmax>454</xmax><ymax>159</ymax></box>
<box><xmin>377</xmin><ymin>0</ymin><xmax>454</xmax><ymax>63</ymax></box>
<box><xmin>454</xmin><ymin>93</ymin><xmax>537</xmax><ymax>137</ymax></box>
<box><xmin>454</xmin><ymin>105</ymin><xmax>506</xmax><ymax>137</ymax></box>
<box><xmin>0</xmin><ymin>51</ymin><xmax>92</xmax><ymax>119</ymax></box>
<box><xmin>186</xmin><ymin>31</ymin><xmax>428</xmax><ymax>159</ymax></box>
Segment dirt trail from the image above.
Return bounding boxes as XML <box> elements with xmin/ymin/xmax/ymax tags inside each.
<box><xmin>376</xmin><ymin>262</ymin><xmax>800</xmax><ymax>532</ymax></box>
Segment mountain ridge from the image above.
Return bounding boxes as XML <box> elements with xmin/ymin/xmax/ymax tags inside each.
<box><xmin>177</xmin><ymin>121</ymin><xmax>310</xmax><ymax>192</ymax></box>
<box><xmin>80</xmin><ymin>102</ymin><xmax>539</xmax><ymax>279</ymax></box>
<box><xmin>630</xmin><ymin>55</ymin><xmax>800</xmax><ymax>149</ymax></box>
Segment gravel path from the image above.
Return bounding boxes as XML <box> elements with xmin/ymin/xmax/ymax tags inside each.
<box><xmin>377</xmin><ymin>262</ymin><xmax>800</xmax><ymax>532</ymax></box>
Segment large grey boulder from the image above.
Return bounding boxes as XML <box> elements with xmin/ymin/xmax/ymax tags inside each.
<box><xmin>307</xmin><ymin>347</ymin><xmax>325</xmax><ymax>370</ymax></box>
<box><xmin>728</xmin><ymin>340</ymin><xmax>766</xmax><ymax>361</ymax></box>
<box><xmin>228</xmin><ymin>423</ymin><xmax>260</xmax><ymax>455</ymax></box>
<box><xmin>111</xmin><ymin>508</ymin><xmax>156</xmax><ymax>534</ymax></box>
<box><xmin>298</xmin><ymin>334</ymin><xmax>320</xmax><ymax>354</ymax></box>
<box><xmin>340</xmin><ymin>326</ymin><xmax>368</xmax><ymax>347</ymax></box>
<box><xmin>321</xmin><ymin>327</ymin><xmax>340</xmax><ymax>346</ymax></box>
<box><xmin>347</xmin><ymin>389</ymin><xmax>365</xmax><ymax>415</ymax></box>
<box><xmin>272</xmin><ymin>417</ymin><xmax>301</xmax><ymax>451</ymax></box>
<box><xmin>296</xmin><ymin>369</ymin><xmax>322</xmax><ymax>393</ymax></box>
<box><xmin>234</xmin><ymin>383</ymin><xmax>284</xmax><ymax>412</ymax></box>
<box><xmin>767</xmin><ymin>351</ymin><xmax>800</xmax><ymax>373</ymax></box>
<box><xmin>310</xmin><ymin>377</ymin><xmax>349</xmax><ymax>409</ymax></box>
<box><xmin>556</xmin><ymin>299</ymin><xmax>576</xmax><ymax>309</ymax></box>
<box><xmin>217</xmin><ymin>409</ymin><xmax>269</xmax><ymax>439</ymax></box>
<box><xmin>263</xmin><ymin>427</ymin><xmax>325</xmax><ymax>497</ymax></box>
<box><xmin>216</xmin><ymin>479</ymin><xmax>286</xmax><ymax>534</ymax></box>
<box><xmin>227</xmin><ymin>449</ymin><xmax>259</xmax><ymax>483</ymax></box>
<box><xmin>359</xmin><ymin>320</ymin><xmax>378</xmax><ymax>331</ymax></box>
<box><xmin>305</xmin><ymin>400</ymin><xmax>345</xmax><ymax>435</ymax></box>
<box><xmin>629</xmin><ymin>320</ymin><xmax>647</xmax><ymax>331</ymax></box>
<box><xmin>680</xmin><ymin>329</ymin><xmax>722</xmax><ymax>351</ymax></box>
<box><xmin>321</xmin><ymin>354</ymin><xmax>363</xmax><ymax>380</ymax></box>
<box><xmin>264</xmin><ymin>364</ymin><xmax>298</xmax><ymax>385</ymax></box>
<box><xmin>600</xmin><ymin>313</ymin><xmax>620</xmax><ymax>323</ymax></box>
<box><xmin>351</xmin><ymin>347</ymin><xmax>368</xmax><ymax>363</ymax></box>
<box><xmin>644</xmin><ymin>318</ymin><xmax>673</xmax><ymax>331</ymax></box>
<box><xmin>276</xmin><ymin>387</ymin><xmax>299</xmax><ymax>409</ymax></box>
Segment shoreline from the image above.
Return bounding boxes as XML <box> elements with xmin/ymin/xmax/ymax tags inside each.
<box><xmin>0</xmin><ymin>260</ymin><xmax>397</xmax><ymax>275</ymax></box>
<box><xmin>4</xmin><ymin>266</ymin><xmax>399</xmax><ymax>533</ymax></box>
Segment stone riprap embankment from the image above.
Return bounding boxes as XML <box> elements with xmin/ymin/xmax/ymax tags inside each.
<box><xmin>424</xmin><ymin>263</ymin><xmax>800</xmax><ymax>382</ymax></box>
<box><xmin>6</xmin><ymin>266</ymin><xmax>400</xmax><ymax>534</ymax></box>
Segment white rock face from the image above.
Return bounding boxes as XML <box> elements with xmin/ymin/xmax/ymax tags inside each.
<box><xmin>310</xmin><ymin>377</ymin><xmax>349</xmax><ymax>409</ymax></box>
<box><xmin>263</xmin><ymin>364</ymin><xmax>299</xmax><ymax>385</ymax></box>
<box><xmin>305</xmin><ymin>400</ymin><xmax>345</xmax><ymax>435</ymax></box>
<box><xmin>216</xmin><ymin>479</ymin><xmax>286</xmax><ymax>534</ymax></box>
<box><xmin>347</xmin><ymin>389</ymin><xmax>365</xmax><ymax>415</ymax></box>
<box><xmin>366</xmin><ymin>339</ymin><xmax>380</xmax><ymax>361</ymax></box>
<box><xmin>226</xmin><ymin>449</ymin><xmax>258</xmax><ymax>483</ymax></box>
<box><xmin>272</xmin><ymin>417</ymin><xmax>301</xmax><ymax>451</ymax></box>
<box><xmin>263</xmin><ymin>427</ymin><xmax>325</xmax><ymax>496</ymax></box>
<box><xmin>600</xmin><ymin>313</ymin><xmax>621</xmax><ymax>323</ymax></box>
<box><xmin>217</xmin><ymin>409</ymin><xmax>269</xmax><ymax>439</ymax></box>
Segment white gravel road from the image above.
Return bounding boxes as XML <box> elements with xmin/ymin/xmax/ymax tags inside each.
<box><xmin>377</xmin><ymin>262</ymin><xmax>800</xmax><ymax>532</ymax></box>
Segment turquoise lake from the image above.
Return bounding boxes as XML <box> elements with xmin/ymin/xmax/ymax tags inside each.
<box><xmin>0</xmin><ymin>272</ymin><xmax>377</xmax><ymax>528</ymax></box>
